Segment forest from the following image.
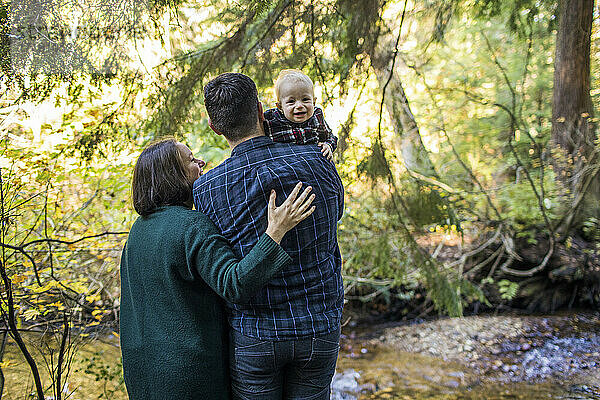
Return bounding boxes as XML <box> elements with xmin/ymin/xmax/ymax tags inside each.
<box><xmin>1</xmin><ymin>0</ymin><xmax>599</xmax><ymax>398</ymax></box>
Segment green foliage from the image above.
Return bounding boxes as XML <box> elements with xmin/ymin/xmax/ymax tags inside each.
<box><xmin>0</xmin><ymin>0</ymin><xmax>595</xmax><ymax>337</ymax></box>
<box><xmin>582</xmin><ymin>218</ymin><xmax>600</xmax><ymax>251</ymax></box>
<box><xmin>2</xmin><ymin>0</ymin><xmax>599</xmax><ymax>396</ymax></box>
<box><xmin>81</xmin><ymin>352</ymin><xmax>126</xmax><ymax>399</ymax></box>
<box><xmin>340</xmin><ymin>192</ymin><xmax>487</xmax><ymax>316</ymax></box>
<box><xmin>481</xmin><ymin>277</ymin><xmax>519</xmax><ymax>301</ymax></box>
<box><xmin>340</xmin><ymin>196</ymin><xmax>407</xmax><ymax>284</ymax></box>
<box><xmin>498</xmin><ymin>279</ymin><xmax>519</xmax><ymax>300</ymax></box>
<box><xmin>496</xmin><ymin>168</ymin><xmax>561</xmax><ymax>231</ymax></box>
<box><xmin>403</xmin><ymin>184</ymin><xmax>458</xmax><ymax>228</ymax></box>
<box><xmin>420</xmin><ymin>259</ymin><xmax>489</xmax><ymax>317</ymax></box>
<box><xmin>357</xmin><ymin>141</ymin><xmax>390</xmax><ymax>180</ymax></box>
<box><xmin>469</xmin><ymin>0</ymin><xmax>558</xmax><ymax>34</ymax></box>
<box><xmin>1</xmin><ymin>88</ymin><xmax>135</xmax><ymax>333</ymax></box>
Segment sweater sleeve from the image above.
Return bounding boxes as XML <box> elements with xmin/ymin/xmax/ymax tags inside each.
<box><xmin>185</xmin><ymin>219</ymin><xmax>291</xmax><ymax>304</ymax></box>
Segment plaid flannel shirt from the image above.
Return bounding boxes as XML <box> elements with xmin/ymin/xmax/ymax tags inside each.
<box><xmin>193</xmin><ymin>136</ymin><xmax>345</xmax><ymax>339</ymax></box>
<box><xmin>263</xmin><ymin>107</ymin><xmax>338</xmax><ymax>152</ymax></box>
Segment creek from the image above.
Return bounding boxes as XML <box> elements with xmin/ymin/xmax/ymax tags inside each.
<box><xmin>2</xmin><ymin>312</ymin><xmax>599</xmax><ymax>399</ymax></box>
<box><xmin>333</xmin><ymin>312</ymin><xmax>600</xmax><ymax>399</ymax></box>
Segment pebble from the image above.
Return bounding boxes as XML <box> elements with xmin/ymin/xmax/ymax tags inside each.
<box><xmin>445</xmin><ymin>380</ymin><xmax>460</xmax><ymax>388</ymax></box>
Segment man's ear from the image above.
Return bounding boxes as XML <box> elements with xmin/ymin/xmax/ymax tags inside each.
<box><xmin>258</xmin><ymin>101</ymin><xmax>265</xmax><ymax>123</ymax></box>
<box><xmin>208</xmin><ymin>118</ymin><xmax>222</xmax><ymax>135</ymax></box>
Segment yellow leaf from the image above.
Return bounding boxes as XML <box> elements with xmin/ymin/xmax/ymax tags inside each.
<box><xmin>86</xmin><ymin>294</ymin><xmax>102</xmax><ymax>303</ymax></box>
<box><xmin>23</xmin><ymin>309</ymin><xmax>40</xmax><ymax>321</ymax></box>
<box><xmin>31</xmin><ymin>281</ymin><xmax>59</xmax><ymax>293</ymax></box>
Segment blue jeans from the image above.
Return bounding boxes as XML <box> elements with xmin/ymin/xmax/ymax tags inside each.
<box><xmin>229</xmin><ymin>328</ymin><xmax>340</xmax><ymax>400</ymax></box>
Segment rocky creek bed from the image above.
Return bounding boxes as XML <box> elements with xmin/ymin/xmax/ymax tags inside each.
<box><xmin>4</xmin><ymin>312</ymin><xmax>599</xmax><ymax>399</ymax></box>
<box><xmin>332</xmin><ymin>311</ymin><xmax>600</xmax><ymax>399</ymax></box>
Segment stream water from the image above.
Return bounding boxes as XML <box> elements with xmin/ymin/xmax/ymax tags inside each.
<box><xmin>3</xmin><ymin>313</ymin><xmax>600</xmax><ymax>399</ymax></box>
<box><xmin>332</xmin><ymin>312</ymin><xmax>600</xmax><ymax>399</ymax></box>
<box><xmin>331</xmin><ymin>340</ymin><xmax>600</xmax><ymax>399</ymax></box>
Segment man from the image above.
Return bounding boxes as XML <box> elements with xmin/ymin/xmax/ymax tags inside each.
<box><xmin>193</xmin><ymin>72</ymin><xmax>344</xmax><ymax>400</ymax></box>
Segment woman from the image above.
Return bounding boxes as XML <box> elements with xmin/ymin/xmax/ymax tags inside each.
<box><xmin>119</xmin><ymin>138</ymin><xmax>315</xmax><ymax>400</ymax></box>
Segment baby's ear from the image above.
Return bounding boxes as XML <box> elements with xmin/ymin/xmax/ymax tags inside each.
<box><xmin>313</xmin><ymin>96</ymin><xmax>317</xmax><ymax>105</ymax></box>
<box><xmin>276</xmin><ymin>102</ymin><xmax>282</xmax><ymax>111</ymax></box>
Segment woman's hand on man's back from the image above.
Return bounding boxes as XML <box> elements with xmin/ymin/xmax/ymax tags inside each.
<box><xmin>265</xmin><ymin>182</ymin><xmax>316</xmax><ymax>244</ymax></box>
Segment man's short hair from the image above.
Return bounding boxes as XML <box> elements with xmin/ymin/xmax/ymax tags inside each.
<box><xmin>274</xmin><ymin>69</ymin><xmax>314</xmax><ymax>101</ymax></box>
<box><xmin>204</xmin><ymin>72</ymin><xmax>260</xmax><ymax>142</ymax></box>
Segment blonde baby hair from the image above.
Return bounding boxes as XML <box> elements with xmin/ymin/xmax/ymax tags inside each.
<box><xmin>274</xmin><ymin>69</ymin><xmax>314</xmax><ymax>101</ymax></box>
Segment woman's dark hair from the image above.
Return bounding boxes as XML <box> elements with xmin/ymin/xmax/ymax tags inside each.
<box><xmin>132</xmin><ymin>138</ymin><xmax>191</xmax><ymax>217</ymax></box>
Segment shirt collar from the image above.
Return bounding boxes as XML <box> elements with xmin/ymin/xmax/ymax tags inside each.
<box><xmin>270</xmin><ymin>108</ymin><xmax>287</xmax><ymax>121</ymax></box>
<box><xmin>230</xmin><ymin>135</ymin><xmax>273</xmax><ymax>157</ymax></box>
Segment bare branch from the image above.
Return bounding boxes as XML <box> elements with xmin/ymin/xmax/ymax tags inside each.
<box><xmin>0</xmin><ymin>169</ymin><xmax>45</xmax><ymax>399</ymax></box>
<box><xmin>21</xmin><ymin>231</ymin><xmax>129</xmax><ymax>249</ymax></box>
<box><xmin>56</xmin><ymin>312</ymin><xmax>69</xmax><ymax>400</ymax></box>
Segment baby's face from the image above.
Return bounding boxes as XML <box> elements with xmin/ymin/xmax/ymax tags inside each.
<box><xmin>277</xmin><ymin>80</ymin><xmax>315</xmax><ymax>123</ymax></box>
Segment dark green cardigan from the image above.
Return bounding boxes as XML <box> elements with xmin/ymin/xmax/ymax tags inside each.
<box><xmin>119</xmin><ymin>206</ymin><xmax>291</xmax><ymax>400</ymax></box>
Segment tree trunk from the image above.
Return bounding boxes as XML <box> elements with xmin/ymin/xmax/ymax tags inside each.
<box><xmin>368</xmin><ymin>40</ymin><xmax>439</xmax><ymax>179</ymax></box>
<box><xmin>551</xmin><ymin>0</ymin><xmax>598</xmax><ymax>224</ymax></box>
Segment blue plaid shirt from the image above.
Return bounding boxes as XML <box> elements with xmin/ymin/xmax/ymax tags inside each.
<box><xmin>193</xmin><ymin>136</ymin><xmax>344</xmax><ymax>339</ymax></box>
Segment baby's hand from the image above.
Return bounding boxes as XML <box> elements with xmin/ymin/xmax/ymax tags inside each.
<box><xmin>318</xmin><ymin>142</ymin><xmax>334</xmax><ymax>162</ymax></box>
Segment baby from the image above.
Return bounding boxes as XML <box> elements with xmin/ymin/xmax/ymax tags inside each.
<box><xmin>263</xmin><ymin>69</ymin><xmax>337</xmax><ymax>161</ymax></box>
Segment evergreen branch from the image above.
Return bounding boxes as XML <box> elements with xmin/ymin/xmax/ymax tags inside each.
<box><xmin>481</xmin><ymin>30</ymin><xmax>517</xmax><ymax>114</ymax></box>
<box><xmin>376</xmin><ymin>0</ymin><xmax>406</xmax><ymax>139</ymax></box>
<box><xmin>240</xmin><ymin>0</ymin><xmax>293</xmax><ymax>70</ymax></box>
<box><xmin>453</xmin><ymin>87</ymin><xmax>557</xmax><ymax>276</ymax></box>
<box><xmin>406</xmin><ymin>170</ymin><xmax>457</xmax><ymax>193</ymax></box>
<box><xmin>517</xmin><ymin>15</ymin><xmax>535</xmax><ymax>124</ymax></box>
<box><xmin>309</xmin><ymin>0</ymin><xmax>332</xmax><ymax>104</ymax></box>
<box><xmin>482</xmin><ymin>24</ymin><xmax>550</xmax><ymax>236</ymax></box>
<box><xmin>407</xmin><ymin>59</ymin><xmax>503</xmax><ymax>221</ymax></box>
